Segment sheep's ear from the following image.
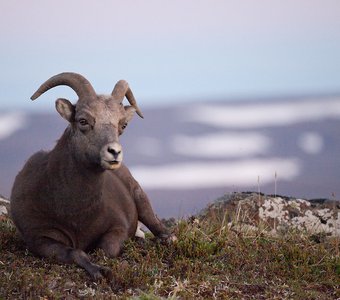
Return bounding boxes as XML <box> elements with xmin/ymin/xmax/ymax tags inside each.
<box><xmin>55</xmin><ymin>98</ymin><xmax>75</xmax><ymax>122</ymax></box>
<box><xmin>124</xmin><ymin>105</ymin><xmax>137</xmax><ymax>122</ymax></box>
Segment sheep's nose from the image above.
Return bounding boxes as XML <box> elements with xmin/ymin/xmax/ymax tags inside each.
<box><xmin>107</xmin><ymin>143</ymin><xmax>122</xmax><ymax>160</ymax></box>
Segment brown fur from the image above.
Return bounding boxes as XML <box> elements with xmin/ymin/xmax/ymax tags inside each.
<box><xmin>10</xmin><ymin>73</ymin><xmax>170</xmax><ymax>280</ymax></box>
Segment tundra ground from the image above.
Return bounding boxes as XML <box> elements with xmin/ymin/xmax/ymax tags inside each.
<box><xmin>0</xmin><ymin>200</ymin><xmax>339</xmax><ymax>299</ymax></box>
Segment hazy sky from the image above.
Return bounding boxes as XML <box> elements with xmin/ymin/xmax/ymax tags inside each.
<box><xmin>1</xmin><ymin>0</ymin><xmax>340</xmax><ymax>111</ymax></box>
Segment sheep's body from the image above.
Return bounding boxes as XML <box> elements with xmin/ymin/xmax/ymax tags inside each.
<box><xmin>11</xmin><ymin>149</ymin><xmax>138</xmax><ymax>252</ymax></box>
<box><xmin>10</xmin><ymin>73</ymin><xmax>170</xmax><ymax>280</ymax></box>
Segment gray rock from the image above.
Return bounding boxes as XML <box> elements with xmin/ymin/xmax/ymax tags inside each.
<box><xmin>201</xmin><ymin>192</ymin><xmax>340</xmax><ymax>237</ymax></box>
<box><xmin>0</xmin><ymin>195</ymin><xmax>10</xmax><ymax>216</ymax></box>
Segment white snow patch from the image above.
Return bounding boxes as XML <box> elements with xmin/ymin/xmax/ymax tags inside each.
<box><xmin>131</xmin><ymin>158</ymin><xmax>300</xmax><ymax>189</ymax></box>
<box><xmin>297</xmin><ymin>132</ymin><xmax>324</xmax><ymax>154</ymax></box>
<box><xmin>135</xmin><ymin>221</ymin><xmax>145</xmax><ymax>239</ymax></box>
<box><xmin>172</xmin><ymin>132</ymin><xmax>271</xmax><ymax>158</ymax></box>
<box><xmin>0</xmin><ymin>112</ymin><xmax>27</xmax><ymax>140</ymax></box>
<box><xmin>187</xmin><ymin>98</ymin><xmax>340</xmax><ymax>128</ymax></box>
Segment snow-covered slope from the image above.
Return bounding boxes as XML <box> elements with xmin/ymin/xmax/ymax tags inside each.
<box><xmin>1</xmin><ymin>96</ymin><xmax>339</xmax><ymax>217</ymax></box>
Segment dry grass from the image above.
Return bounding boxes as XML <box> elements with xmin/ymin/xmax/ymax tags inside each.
<box><xmin>1</xmin><ymin>201</ymin><xmax>339</xmax><ymax>299</ymax></box>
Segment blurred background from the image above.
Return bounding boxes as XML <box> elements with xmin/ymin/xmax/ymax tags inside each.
<box><xmin>1</xmin><ymin>1</ymin><xmax>340</xmax><ymax>217</ymax></box>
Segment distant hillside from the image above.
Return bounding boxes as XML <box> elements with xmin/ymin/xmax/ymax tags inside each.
<box><xmin>1</xmin><ymin>96</ymin><xmax>340</xmax><ymax>218</ymax></box>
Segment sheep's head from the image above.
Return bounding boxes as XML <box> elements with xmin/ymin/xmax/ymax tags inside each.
<box><xmin>31</xmin><ymin>72</ymin><xmax>143</xmax><ymax>171</ymax></box>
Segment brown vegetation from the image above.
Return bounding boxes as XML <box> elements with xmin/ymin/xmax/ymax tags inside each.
<box><xmin>1</xmin><ymin>193</ymin><xmax>339</xmax><ymax>299</ymax></box>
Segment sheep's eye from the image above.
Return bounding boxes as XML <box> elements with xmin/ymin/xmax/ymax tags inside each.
<box><xmin>122</xmin><ymin>123</ymin><xmax>127</xmax><ymax>130</ymax></box>
<box><xmin>79</xmin><ymin>119</ymin><xmax>88</xmax><ymax>126</ymax></box>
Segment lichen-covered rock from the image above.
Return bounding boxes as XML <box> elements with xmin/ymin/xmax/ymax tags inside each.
<box><xmin>200</xmin><ymin>192</ymin><xmax>340</xmax><ymax>237</ymax></box>
<box><xmin>0</xmin><ymin>195</ymin><xmax>10</xmax><ymax>219</ymax></box>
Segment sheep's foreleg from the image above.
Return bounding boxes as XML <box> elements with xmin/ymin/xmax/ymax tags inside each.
<box><xmin>133</xmin><ymin>186</ymin><xmax>172</xmax><ymax>239</ymax></box>
<box><xmin>113</xmin><ymin>164</ymin><xmax>174</xmax><ymax>241</ymax></box>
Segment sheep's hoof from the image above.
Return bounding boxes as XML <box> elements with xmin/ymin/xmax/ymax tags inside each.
<box><xmin>134</xmin><ymin>236</ymin><xmax>147</xmax><ymax>247</ymax></box>
<box><xmin>100</xmin><ymin>266</ymin><xmax>114</xmax><ymax>281</ymax></box>
<box><xmin>90</xmin><ymin>266</ymin><xmax>113</xmax><ymax>281</ymax></box>
<box><xmin>158</xmin><ymin>233</ymin><xmax>178</xmax><ymax>245</ymax></box>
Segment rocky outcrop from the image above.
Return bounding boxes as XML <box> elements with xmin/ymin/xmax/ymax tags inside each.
<box><xmin>0</xmin><ymin>195</ymin><xmax>10</xmax><ymax>219</ymax></box>
<box><xmin>201</xmin><ymin>192</ymin><xmax>340</xmax><ymax>237</ymax></box>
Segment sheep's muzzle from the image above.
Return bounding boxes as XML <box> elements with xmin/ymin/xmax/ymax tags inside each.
<box><xmin>100</xmin><ymin>142</ymin><xmax>123</xmax><ymax>170</ymax></box>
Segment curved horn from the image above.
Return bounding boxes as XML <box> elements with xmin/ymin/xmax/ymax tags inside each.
<box><xmin>112</xmin><ymin>80</ymin><xmax>144</xmax><ymax>118</ymax></box>
<box><xmin>30</xmin><ymin>72</ymin><xmax>96</xmax><ymax>101</ymax></box>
